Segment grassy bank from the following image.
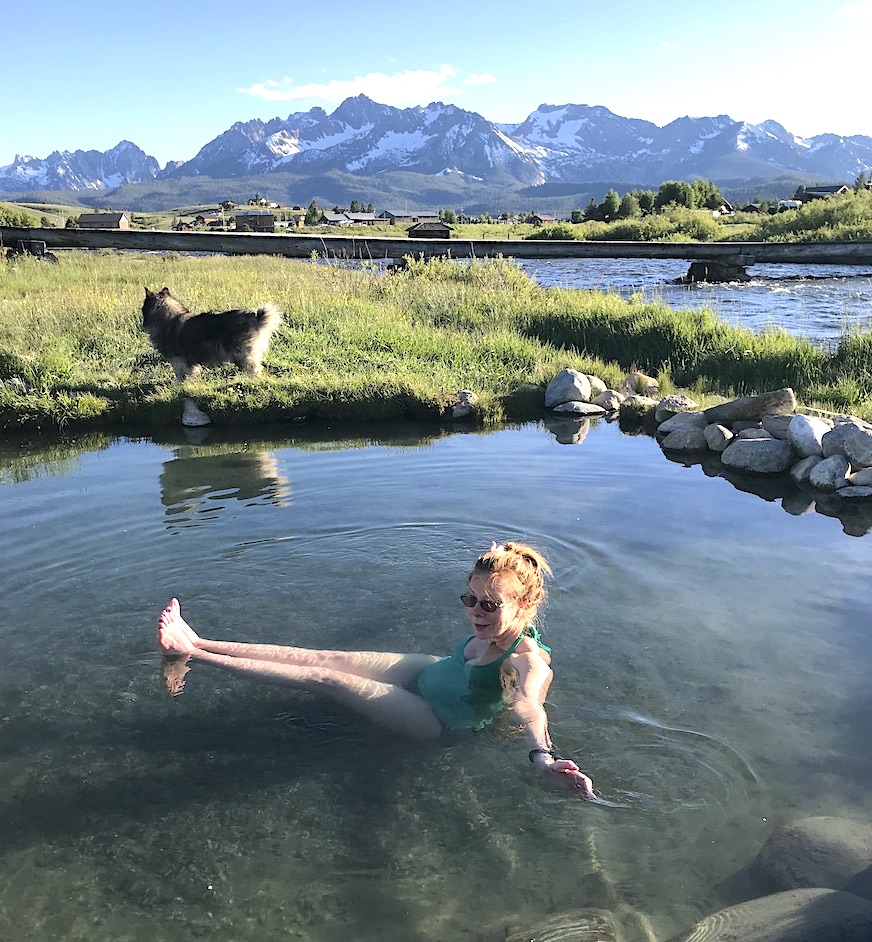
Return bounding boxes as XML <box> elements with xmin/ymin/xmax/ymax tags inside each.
<box><xmin>1</xmin><ymin>251</ymin><xmax>871</xmax><ymax>432</ymax></box>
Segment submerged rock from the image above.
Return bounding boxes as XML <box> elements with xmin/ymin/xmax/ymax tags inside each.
<box><xmin>505</xmin><ymin>907</ymin><xmax>619</xmax><ymax>942</ymax></box>
<box><xmin>750</xmin><ymin>817</ymin><xmax>872</xmax><ymax>900</ymax></box>
<box><xmin>666</xmin><ymin>888</ymin><xmax>872</xmax><ymax>942</ymax></box>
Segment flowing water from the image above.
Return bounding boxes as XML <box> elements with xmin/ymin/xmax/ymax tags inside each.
<box><xmin>2</xmin><ymin>419</ymin><xmax>871</xmax><ymax>941</ymax></box>
<box><xmin>514</xmin><ymin>257</ymin><xmax>872</xmax><ymax>344</ymax></box>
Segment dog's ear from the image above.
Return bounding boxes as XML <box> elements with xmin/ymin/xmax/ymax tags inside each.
<box><xmin>144</xmin><ymin>287</ymin><xmax>154</xmax><ymax>298</ymax></box>
<box><xmin>159</xmin><ymin>287</ymin><xmax>171</xmax><ymax>297</ymax></box>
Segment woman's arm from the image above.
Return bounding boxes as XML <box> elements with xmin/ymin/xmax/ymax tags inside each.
<box><xmin>509</xmin><ymin>653</ymin><xmax>595</xmax><ymax>800</ymax></box>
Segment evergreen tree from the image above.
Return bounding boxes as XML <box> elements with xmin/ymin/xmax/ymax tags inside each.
<box><xmin>583</xmin><ymin>199</ymin><xmax>600</xmax><ymax>222</ymax></box>
<box><xmin>304</xmin><ymin>199</ymin><xmax>321</xmax><ymax>226</ymax></box>
<box><xmin>599</xmin><ymin>189</ymin><xmax>621</xmax><ymax>221</ymax></box>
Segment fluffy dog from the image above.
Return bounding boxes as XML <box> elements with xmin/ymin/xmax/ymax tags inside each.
<box><xmin>142</xmin><ymin>287</ymin><xmax>282</xmax><ymax>381</ymax></box>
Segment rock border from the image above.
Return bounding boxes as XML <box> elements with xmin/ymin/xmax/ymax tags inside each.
<box><xmin>543</xmin><ymin>369</ymin><xmax>872</xmax><ymax>537</ymax></box>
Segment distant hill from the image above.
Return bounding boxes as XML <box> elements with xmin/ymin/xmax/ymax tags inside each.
<box><xmin>2</xmin><ymin>96</ymin><xmax>869</xmax><ymax>213</ymax></box>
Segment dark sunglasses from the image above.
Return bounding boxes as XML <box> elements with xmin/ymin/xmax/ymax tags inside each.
<box><xmin>460</xmin><ymin>593</ymin><xmax>506</xmax><ymax>613</ymax></box>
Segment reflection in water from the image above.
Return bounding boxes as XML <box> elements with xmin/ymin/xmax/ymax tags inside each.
<box><xmin>160</xmin><ymin>447</ymin><xmax>292</xmax><ymax>527</ymax></box>
<box><xmin>659</xmin><ymin>444</ymin><xmax>872</xmax><ymax>538</ymax></box>
<box><xmin>0</xmin><ymin>432</ymin><xmax>114</xmax><ymax>484</ymax></box>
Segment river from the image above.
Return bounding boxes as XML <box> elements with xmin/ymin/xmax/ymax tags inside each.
<box><xmin>514</xmin><ymin>258</ymin><xmax>872</xmax><ymax>345</ymax></box>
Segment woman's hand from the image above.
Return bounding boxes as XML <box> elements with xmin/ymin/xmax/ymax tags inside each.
<box><xmin>535</xmin><ymin>754</ymin><xmax>595</xmax><ymax>800</ymax></box>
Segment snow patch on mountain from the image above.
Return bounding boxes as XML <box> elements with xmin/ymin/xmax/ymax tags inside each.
<box><xmin>2</xmin><ymin>97</ymin><xmax>871</xmax><ymax>195</ymax></box>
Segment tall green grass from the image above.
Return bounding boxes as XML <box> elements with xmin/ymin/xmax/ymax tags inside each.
<box><xmin>0</xmin><ymin>250</ymin><xmax>870</xmax><ymax>430</ymax></box>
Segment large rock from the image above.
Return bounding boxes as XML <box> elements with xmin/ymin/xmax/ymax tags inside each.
<box><xmin>451</xmin><ymin>389</ymin><xmax>478</xmax><ymax>419</ymax></box>
<box><xmin>655</xmin><ymin>394</ymin><xmax>699</xmax><ymax>424</ymax></box>
<box><xmin>822</xmin><ymin>420</ymin><xmax>865</xmax><ymax>458</ymax></box>
<box><xmin>721</xmin><ymin>438</ymin><xmax>795</xmax><ymax>474</ymax></box>
<box><xmin>704</xmin><ymin>423</ymin><xmax>733</xmax><ymax>452</ymax></box>
<box><xmin>790</xmin><ymin>455</ymin><xmax>821</xmax><ymax>484</ymax></box>
<box><xmin>657</xmin><ymin>411</ymin><xmax>707</xmax><ymax>434</ymax></box>
<box><xmin>545</xmin><ymin>368</ymin><xmax>591</xmax><ymax>408</ymax></box>
<box><xmin>592</xmin><ymin>389</ymin><xmax>624</xmax><ymax>411</ymax></box>
<box><xmin>585</xmin><ymin>374</ymin><xmax>608</xmax><ymax>396</ymax></box>
<box><xmin>623</xmin><ymin>370</ymin><xmax>659</xmax><ymax>397</ymax></box>
<box><xmin>808</xmin><ymin>454</ymin><xmax>850</xmax><ymax>491</ymax></box>
<box><xmin>762</xmin><ymin>414</ymin><xmax>794</xmax><ymax>440</ymax></box>
<box><xmin>848</xmin><ymin>467</ymin><xmax>872</xmax><ymax>487</ymax></box>
<box><xmin>666</xmin><ymin>888</ymin><xmax>872</xmax><ymax>942</ymax></box>
<box><xmin>660</xmin><ymin>427</ymin><xmax>709</xmax><ymax>453</ymax></box>
<box><xmin>750</xmin><ymin>816</ymin><xmax>872</xmax><ymax>900</ymax></box>
<box><xmin>551</xmin><ymin>400</ymin><xmax>607</xmax><ymax>416</ymax></box>
<box><xmin>704</xmin><ymin>388</ymin><xmax>796</xmax><ymax>424</ymax></box>
<box><xmin>787</xmin><ymin>414</ymin><xmax>830</xmax><ymax>458</ymax></box>
<box><xmin>619</xmin><ymin>395</ymin><xmax>657</xmax><ymax>427</ymax></box>
<box><xmin>842</xmin><ymin>426</ymin><xmax>872</xmax><ymax>468</ymax></box>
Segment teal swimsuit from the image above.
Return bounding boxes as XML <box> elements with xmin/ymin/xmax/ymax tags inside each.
<box><xmin>417</xmin><ymin>627</ymin><xmax>551</xmax><ymax>730</ymax></box>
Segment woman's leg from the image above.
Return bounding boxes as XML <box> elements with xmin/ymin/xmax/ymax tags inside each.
<box><xmin>158</xmin><ymin>598</ymin><xmax>440</xmax><ymax>686</ymax></box>
<box><xmin>157</xmin><ymin>600</ymin><xmax>443</xmax><ymax>740</ymax></box>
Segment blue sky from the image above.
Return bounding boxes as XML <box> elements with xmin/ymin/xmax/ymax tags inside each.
<box><xmin>4</xmin><ymin>0</ymin><xmax>871</xmax><ymax>168</ymax></box>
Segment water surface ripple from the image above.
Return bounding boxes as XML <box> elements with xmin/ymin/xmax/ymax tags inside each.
<box><xmin>0</xmin><ymin>421</ymin><xmax>870</xmax><ymax>942</ymax></box>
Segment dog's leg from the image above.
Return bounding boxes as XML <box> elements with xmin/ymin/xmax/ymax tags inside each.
<box><xmin>170</xmin><ymin>359</ymin><xmax>201</xmax><ymax>381</ymax></box>
<box><xmin>241</xmin><ymin>356</ymin><xmax>263</xmax><ymax>376</ymax></box>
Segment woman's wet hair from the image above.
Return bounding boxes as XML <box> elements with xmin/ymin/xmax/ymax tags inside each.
<box><xmin>469</xmin><ymin>541</ymin><xmax>552</xmax><ymax>620</ymax></box>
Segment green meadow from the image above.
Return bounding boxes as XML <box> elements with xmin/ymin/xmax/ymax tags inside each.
<box><xmin>1</xmin><ymin>250</ymin><xmax>871</xmax><ymax>432</ymax></box>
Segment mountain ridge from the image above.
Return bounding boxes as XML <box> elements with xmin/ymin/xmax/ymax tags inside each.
<box><xmin>3</xmin><ymin>95</ymin><xmax>871</xmax><ymax>211</ymax></box>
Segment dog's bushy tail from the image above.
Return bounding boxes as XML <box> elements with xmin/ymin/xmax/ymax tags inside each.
<box><xmin>257</xmin><ymin>302</ymin><xmax>283</xmax><ymax>337</ymax></box>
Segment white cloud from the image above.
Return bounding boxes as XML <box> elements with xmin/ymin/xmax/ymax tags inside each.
<box><xmin>661</xmin><ymin>40</ymin><xmax>679</xmax><ymax>49</ymax></box>
<box><xmin>238</xmin><ymin>65</ymin><xmax>484</xmax><ymax>106</ymax></box>
<box><xmin>836</xmin><ymin>0</ymin><xmax>872</xmax><ymax>23</ymax></box>
<box><xmin>464</xmin><ymin>72</ymin><xmax>496</xmax><ymax>86</ymax></box>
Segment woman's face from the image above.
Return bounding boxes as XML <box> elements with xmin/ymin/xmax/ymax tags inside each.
<box><xmin>464</xmin><ymin>574</ymin><xmax>526</xmax><ymax>645</ymax></box>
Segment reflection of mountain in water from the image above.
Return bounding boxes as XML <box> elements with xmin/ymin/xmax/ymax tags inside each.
<box><xmin>160</xmin><ymin>448</ymin><xmax>291</xmax><ymax>528</ymax></box>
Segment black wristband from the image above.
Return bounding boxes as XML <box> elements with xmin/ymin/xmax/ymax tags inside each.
<box><xmin>528</xmin><ymin>747</ymin><xmax>556</xmax><ymax>763</ymax></box>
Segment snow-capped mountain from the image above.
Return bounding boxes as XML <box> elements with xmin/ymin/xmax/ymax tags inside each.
<box><xmin>0</xmin><ymin>141</ymin><xmax>159</xmax><ymax>192</ymax></box>
<box><xmin>169</xmin><ymin>96</ymin><xmax>544</xmax><ymax>184</ymax></box>
<box><xmin>2</xmin><ymin>97</ymin><xmax>871</xmax><ymax>195</ymax></box>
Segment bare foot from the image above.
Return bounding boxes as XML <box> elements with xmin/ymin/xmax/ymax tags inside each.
<box><xmin>157</xmin><ymin>598</ymin><xmax>199</xmax><ymax>656</ymax></box>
